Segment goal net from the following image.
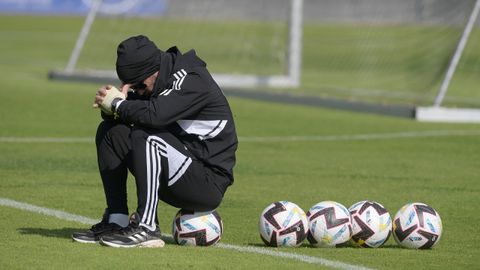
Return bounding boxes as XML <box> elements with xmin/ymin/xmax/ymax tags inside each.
<box><xmin>50</xmin><ymin>0</ymin><xmax>302</xmax><ymax>88</ymax></box>
<box><xmin>51</xmin><ymin>0</ymin><xmax>480</xmax><ymax>121</ymax></box>
<box><xmin>300</xmin><ymin>0</ymin><xmax>478</xmax><ymax>108</ymax></box>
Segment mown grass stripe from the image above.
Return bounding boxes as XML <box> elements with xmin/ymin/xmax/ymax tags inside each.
<box><xmin>239</xmin><ymin>129</ymin><xmax>480</xmax><ymax>142</ymax></box>
<box><xmin>0</xmin><ymin>197</ymin><xmax>374</xmax><ymax>270</ymax></box>
<box><xmin>0</xmin><ymin>129</ymin><xmax>479</xmax><ymax>143</ymax></box>
<box><xmin>0</xmin><ymin>137</ymin><xmax>93</xmax><ymax>143</ymax></box>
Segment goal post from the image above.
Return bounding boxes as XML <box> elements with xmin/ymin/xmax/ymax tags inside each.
<box><xmin>416</xmin><ymin>0</ymin><xmax>480</xmax><ymax>123</ymax></box>
<box><xmin>49</xmin><ymin>0</ymin><xmax>480</xmax><ymax>123</ymax></box>
<box><xmin>433</xmin><ymin>0</ymin><xmax>480</xmax><ymax>107</ymax></box>
<box><xmin>49</xmin><ymin>0</ymin><xmax>303</xmax><ymax>88</ymax></box>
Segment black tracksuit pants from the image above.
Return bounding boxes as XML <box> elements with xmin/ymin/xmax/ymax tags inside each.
<box><xmin>95</xmin><ymin>121</ymin><xmax>229</xmax><ymax>230</ymax></box>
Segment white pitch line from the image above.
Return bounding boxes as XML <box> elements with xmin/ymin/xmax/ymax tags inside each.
<box><xmin>0</xmin><ymin>130</ymin><xmax>479</xmax><ymax>144</ymax></box>
<box><xmin>216</xmin><ymin>243</ymin><xmax>373</xmax><ymax>270</ymax></box>
<box><xmin>0</xmin><ymin>197</ymin><xmax>97</xmax><ymax>225</ymax></box>
<box><xmin>0</xmin><ymin>197</ymin><xmax>374</xmax><ymax>270</ymax></box>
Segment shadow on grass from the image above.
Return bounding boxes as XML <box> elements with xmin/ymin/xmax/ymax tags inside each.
<box><xmin>380</xmin><ymin>244</ymin><xmax>403</xmax><ymax>249</ymax></box>
<box><xmin>246</xmin><ymin>242</ymin><xmax>318</xmax><ymax>248</ymax></box>
<box><xmin>17</xmin><ymin>227</ymin><xmax>80</xmax><ymax>239</ymax></box>
<box><xmin>160</xmin><ymin>235</ymin><xmax>176</xmax><ymax>245</ymax></box>
<box><xmin>17</xmin><ymin>227</ymin><xmax>179</xmax><ymax>246</ymax></box>
<box><xmin>246</xmin><ymin>242</ymin><xmax>403</xmax><ymax>249</ymax></box>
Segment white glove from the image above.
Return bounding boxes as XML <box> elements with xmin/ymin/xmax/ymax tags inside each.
<box><xmin>98</xmin><ymin>85</ymin><xmax>126</xmax><ymax>115</ymax></box>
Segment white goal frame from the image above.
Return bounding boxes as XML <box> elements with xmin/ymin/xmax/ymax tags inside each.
<box><xmin>416</xmin><ymin>0</ymin><xmax>480</xmax><ymax>123</ymax></box>
<box><xmin>49</xmin><ymin>0</ymin><xmax>303</xmax><ymax>88</ymax></box>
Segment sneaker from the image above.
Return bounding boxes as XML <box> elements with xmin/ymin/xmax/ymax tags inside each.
<box><xmin>72</xmin><ymin>209</ymin><xmax>123</xmax><ymax>244</ymax></box>
<box><xmin>100</xmin><ymin>213</ymin><xmax>165</xmax><ymax>248</ymax></box>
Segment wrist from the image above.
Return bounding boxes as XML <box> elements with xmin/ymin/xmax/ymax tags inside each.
<box><xmin>111</xmin><ymin>98</ymin><xmax>125</xmax><ymax>113</ymax></box>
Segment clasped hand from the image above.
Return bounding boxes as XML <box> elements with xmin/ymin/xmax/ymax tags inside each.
<box><xmin>93</xmin><ymin>84</ymin><xmax>130</xmax><ymax>115</ymax></box>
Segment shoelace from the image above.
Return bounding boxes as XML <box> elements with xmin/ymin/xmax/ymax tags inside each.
<box><xmin>119</xmin><ymin>224</ymin><xmax>142</xmax><ymax>235</ymax></box>
<box><xmin>90</xmin><ymin>221</ymin><xmax>108</xmax><ymax>231</ymax></box>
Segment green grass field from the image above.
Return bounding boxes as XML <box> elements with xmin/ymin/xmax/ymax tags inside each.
<box><xmin>1</xmin><ymin>15</ymin><xmax>480</xmax><ymax>269</ymax></box>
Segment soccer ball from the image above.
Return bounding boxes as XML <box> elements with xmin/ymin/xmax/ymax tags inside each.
<box><xmin>306</xmin><ymin>201</ymin><xmax>352</xmax><ymax>247</ymax></box>
<box><xmin>259</xmin><ymin>201</ymin><xmax>308</xmax><ymax>247</ymax></box>
<box><xmin>393</xmin><ymin>202</ymin><xmax>442</xmax><ymax>249</ymax></box>
<box><xmin>172</xmin><ymin>209</ymin><xmax>223</xmax><ymax>246</ymax></box>
<box><xmin>349</xmin><ymin>200</ymin><xmax>392</xmax><ymax>248</ymax></box>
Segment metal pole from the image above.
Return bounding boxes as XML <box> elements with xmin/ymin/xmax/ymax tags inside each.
<box><xmin>65</xmin><ymin>0</ymin><xmax>103</xmax><ymax>73</ymax></box>
<box><xmin>434</xmin><ymin>0</ymin><xmax>480</xmax><ymax>107</ymax></box>
<box><xmin>287</xmin><ymin>0</ymin><xmax>303</xmax><ymax>87</ymax></box>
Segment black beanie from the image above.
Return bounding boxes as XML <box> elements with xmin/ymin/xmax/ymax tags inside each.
<box><xmin>116</xmin><ymin>35</ymin><xmax>162</xmax><ymax>84</ymax></box>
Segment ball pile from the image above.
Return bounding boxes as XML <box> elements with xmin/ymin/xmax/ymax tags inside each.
<box><xmin>259</xmin><ymin>200</ymin><xmax>442</xmax><ymax>249</ymax></box>
<box><xmin>167</xmin><ymin>200</ymin><xmax>442</xmax><ymax>249</ymax></box>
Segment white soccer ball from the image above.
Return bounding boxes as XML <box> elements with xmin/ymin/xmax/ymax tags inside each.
<box><xmin>306</xmin><ymin>201</ymin><xmax>352</xmax><ymax>247</ymax></box>
<box><xmin>172</xmin><ymin>209</ymin><xmax>223</xmax><ymax>246</ymax></box>
<box><xmin>349</xmin><ymin>200</ymin><xmax>392</xmax><ymax>248</ymax></box>
<box><xmin>393</xmin><ymin>202</ymin><xmax>442</xmax><ymax>249</ymax></box>
<box><xmin>259</xmin><ymin>201</ymin><xmax>308</xmax><ymax>247</ymax></box>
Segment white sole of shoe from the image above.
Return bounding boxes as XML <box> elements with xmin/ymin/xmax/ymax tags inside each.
<box><xmin>139</xmin><ymin>239</ymin><xmax>165</xmax><ymax>248</ymax></box>
<box><xmin>72</xmin><ymin>237</ymin><xmax>98</xmax><ymax>244</ymax></box>
<box><xmin>100</xmin><ymin>239</ymin><xmax>165</xmax><ymax>248</ymax></box>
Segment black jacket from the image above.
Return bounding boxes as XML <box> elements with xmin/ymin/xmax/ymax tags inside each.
<box><xmin>116</xmin><ymin>47</ymin><xmax>238</xmax><ymax>183</ymax></box>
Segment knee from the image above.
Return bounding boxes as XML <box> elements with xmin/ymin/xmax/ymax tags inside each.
<box><xmin>109</xmin><ymin>124</ymin><xmax>131</xmax><ymax>140</ymax></box>
<box><xmin>96</xmin><ymin>122</ymin><xmax>130</xmax><ymax>144</ymax></box>
<box><xmin>96</xmin><ymin>122</ymin><xmax>132</xmax><ymax>157</ymax></box>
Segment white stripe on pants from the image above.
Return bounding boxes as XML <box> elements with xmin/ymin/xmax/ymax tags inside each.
<box><xmin>141</xmin><ymin>135</ymin><xmax>192</xmax><ymax>230</ymax></box>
